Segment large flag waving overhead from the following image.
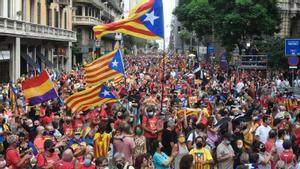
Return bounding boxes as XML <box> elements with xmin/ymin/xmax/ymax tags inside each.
<box><xmin>93</xmin><ymin>0</ymin><xmax>164</xmax><ymax>40</ymax></box>
<box><xmin>65</xmin><ymin>85</ymin><xmax>117</xmax><ymax>113</ymax></box>
<box><xmin>22</xmin><ymin>71</ymin><xmax>59</xmax><ymax>106</ymax></box>
<box><xmin>84</xmin><ymin>49</ymin><xmax>125</xmax><ymax>87</ymax></box>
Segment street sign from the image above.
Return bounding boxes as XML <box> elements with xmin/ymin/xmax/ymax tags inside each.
<box><xmin>289</xmin><ymin>66</ymin><xmax>298</xmax><ymax>69</ymax></box>
<box><xmin>208</xmin><ymin>46</ymin><xmax>214</xmax><ymax>54</ymax></box>
<box><xmin>285</xmin><ymin>39</ymin><xmax>300</xmax><ymax>56</ymax></box>
<box><xmin>288</xmin><ymin>56</ymin><xmax>299</xmax><ymax>66</ymax></box>
<box><xmin>199</xmin><ymin>47</ymin><xmax>207</xmax><ymax>54</ymax></box>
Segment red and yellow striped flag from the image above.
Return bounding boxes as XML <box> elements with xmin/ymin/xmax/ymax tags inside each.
<box><xmin>65</xmin><ymin>85</ymin><xmax>117</xmax><ymax>113</ymax></box>
<box><xmin>159</xmin><ymin>56</ymin><xmax>168</xmax><ymax>67</ymax></box>
<box><xmin>84</xmin><ymin>49</ymin><xmax>124</xmax><ymax>87</ymax></box>
<box><xmin>93</xmin><ymin>0</ymin><xmax>164</xmax><ymax>40</ymax></box>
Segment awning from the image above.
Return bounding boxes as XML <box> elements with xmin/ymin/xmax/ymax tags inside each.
<box><xmin>37</xmin><ymin>53</ymin><xmax>53</xmax><ymax>68</ymax></box>
<box><xmin>21</xmin><ymin>53</ymin><xmax>39</xmax><ymax>69</ymax></box>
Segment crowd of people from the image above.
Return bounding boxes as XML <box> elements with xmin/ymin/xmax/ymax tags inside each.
<box><xmin>0</xmin><ymin>53</ymin><xmax>299</xmax><ymax>169</ymax></box>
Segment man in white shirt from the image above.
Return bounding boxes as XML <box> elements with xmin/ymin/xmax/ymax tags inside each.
<box><xmin>255</xmin><ymin>116</ymin><xmax>272</xmax><ymax>144</ymax></box>
<box><xmin>274</xmin><ymin>129</ymin><xmax>285</xmax><ymax>154</ymax></box>
<box><xmin>235</xmin><ymin>81</ymin><xmax>245</xmax><ymax>94</ymax></box>
<box><xmin>293</xmin><ymin>76</ymin><xmax>300</xmax><ymax>87</ymax></box>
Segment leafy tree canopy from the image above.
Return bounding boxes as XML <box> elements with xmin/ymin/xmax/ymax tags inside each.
<box><xmin>174</xmin><ymin>0</ymin><xmax>281</xmax><ymax>50</ymax></box>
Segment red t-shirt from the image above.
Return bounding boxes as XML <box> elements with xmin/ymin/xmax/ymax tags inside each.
<box><xmin>142</xmin><ymin>116</ymin><xmax>158</xmax><ymax>139</ymax></box>
<box><xmin>36</xmin><ymin>152</ymin><xmax>59</xmax><ymax>168</ymax></box>
<box><xmin>79</xmin><ymin>164</ymin><xmax>96</xmax><ymax>169</ymax></box>
<box><xmin>280</xmin><ymin>150</ymin><xmax>294</xmax><ymax>164</ymax></box>
<box><xmin>55</xmin><ymin>160</ymin><xmax>75</xmax><ymax>169</ymax></box>
<box><xmin>265</xmin><ymin>139</ymin><xmax>274</xmax><ymax>153</ymax></box>
<box><xmin>63</xmin><ymin>123</ymin><xmax>74</xmax><ymax>137</ymax></box>
<box><xmin>6</xmin><ymin>148</ymin><xmax>21</xmax><ymax>169</ymax></box>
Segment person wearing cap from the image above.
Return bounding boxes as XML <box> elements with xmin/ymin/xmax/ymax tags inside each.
<box><xmin>36</xmin><ymin>139</ymin><xmax>59</xmax><ymax>168</ymax></box>
<box><xmin>161</xmin><ymin>120</ymin><xmax>177</xmax><ymax>156</ymax></box>
<box><xmin>6</xmin><ymin>134</ymin><xmax>32</xmax><ymax>169</ymax></box>
<box><xmin>216</xmin><ymin>133</ymin><xmax>235</xmax><ymax>169</ymax></box>
<box><xmin>68</xmin><ymin>129</ymin><xmax>86</xmax><ymax>150</ymax></box>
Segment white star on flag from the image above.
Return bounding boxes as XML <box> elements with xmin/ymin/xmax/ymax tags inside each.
<box><xmin>144</xmin><ymin>10</ymin><xmax>159</xmax><ymax>25</ymax></box>
<box><xmin>112</xmin><ymin>60</ymin><xmax>119</xmax><ymax>67</ymax></box>
<box><xmin>101</xmin><ymin>90</ymin><xmax>110</xmax><ymax>96</ymax></box>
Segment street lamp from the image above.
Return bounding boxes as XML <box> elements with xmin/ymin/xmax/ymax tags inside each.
<box><xmin>246</xmin><ymin>42</ymin><xmax>251</xmax><ymax>48</ymax></box>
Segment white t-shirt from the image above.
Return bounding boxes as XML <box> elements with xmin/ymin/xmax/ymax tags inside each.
<box><xmin>275</xmin><ymin>139</ymin><xmax>284</xmax><ymax>154</ymax></box>
<box><xmin>255</xmin><ymin>125</ymin><xmax>272</xmax><ymax>144</ymax></box>
<box><xmin>294</xmin><ymin>79</ymin><xmax>300</xmax><ymax>87</ymax></box>
<box><xmin>171</xmin><ymin>71</ymin><xmax>177</xmax><ymax>78</ymax></box>
<box><xmin>236</xmin><ymin>82</ymin><xmax>244</xmax><ymax>93</ymax></box>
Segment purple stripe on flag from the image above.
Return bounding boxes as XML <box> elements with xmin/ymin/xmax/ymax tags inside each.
<box><xmin>28</xmin><ymin>88</ymin><xmax>58</xmax><ymax>106</ymax></box>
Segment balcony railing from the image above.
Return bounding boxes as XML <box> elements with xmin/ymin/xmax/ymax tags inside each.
<box><xmin>73</xmin><ymin>16</ymin><xmax>103</xmax><ymax>26</ymax></box>
<box><xmin>76</xmin><ymin>0</ymin><xmax>114</xmax><ymax>20</ymax></box>
<box><xmin>237</xmin><ymin>55</ymin><xmax>268</xmax><ymax>69</ymax></box>
<box><xmin>0</xmin><ymin>17</ymin><xmax>76</xmax><ymax>42</ymax></box>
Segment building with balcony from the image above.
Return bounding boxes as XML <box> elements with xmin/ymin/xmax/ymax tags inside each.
<box><xmin>278</xmin><ymin>0</ymin><xmax>300</xmax><ymax>38</ymax></box>
<box><xmin>0</xmin><ymin>0</ymin><xmax>76</xmax><ymax>83</ymax></box>
<box><xmin>73</xmin><ymin>0</ymin><xmax>123</xmax><ymax>64</ymax></box>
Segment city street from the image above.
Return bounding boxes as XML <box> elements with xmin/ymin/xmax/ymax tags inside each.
<box><xmin>0</xmin><ymin>0</ymin><xmax>300</xmax><ymax>169</ymax></box>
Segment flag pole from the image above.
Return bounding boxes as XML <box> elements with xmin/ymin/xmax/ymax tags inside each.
<box><xmin>161</xmin><ymin>39</ymin><xmax>166</xmax><ymax>113</ymax></box>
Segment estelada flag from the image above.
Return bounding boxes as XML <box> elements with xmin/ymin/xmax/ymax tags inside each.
<box><xmin>22</xmin><ymin>71</ymin><xmax>58</xmax><ymax>106</ymax></box>
<box><xmin>84</xmin><ymin>49</ymin><xmax>125</xmax><ymax>87</ymax></box>
<box><xmin>65</xmin><ymin>85</ymin><xmax>117</xmax><ymax>113</ymax></box>
<box><xmin>93</xmin><ymin>0</ymin><xmax>164</xmax><ymax>40</ymax></box>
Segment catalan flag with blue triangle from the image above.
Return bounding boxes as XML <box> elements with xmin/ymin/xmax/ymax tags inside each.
<box><xmin>84</xmin><ymin>48</ymin><xmax>125</xmax><ymax>87</ymax></box>
<box><xmin>93</xmin><ymin>0</ymin><xmax>164</xmax><ymax>40</ymax></box>
<box><xmin>64</xmin><ymin>85</ymin><xmax>117</xmax><ymax>113</ymax></box>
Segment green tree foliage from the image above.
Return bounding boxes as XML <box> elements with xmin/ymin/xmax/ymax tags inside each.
<box><xmin>175</xmin><ymin>0</ymin><xmax>214</xmax><ymax>37</ymax></box>
<box><xmin>174</xmin><ymin>0</ymin><xmax>281</xmax><ymax>50</ymax></box>
<box><xmin>255</xmin><ymin>37</ymin><xmax>288</xmax><ymax>69</ymax></box>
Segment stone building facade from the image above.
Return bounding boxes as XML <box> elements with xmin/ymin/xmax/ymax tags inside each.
<box><xmin>0</xmin><ymin>0</ymin><xmax>76</xmax><ymax>83</ymax></box>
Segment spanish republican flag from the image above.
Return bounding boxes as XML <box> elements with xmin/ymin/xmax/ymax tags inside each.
<box><xmin>93</xmin><ymin>0</ymin><xmax>164</xmax><ymax>40</ymax></box>
<box><xmin>65</xmin><ymin>85</ymin><xmax>117</xmax><ymax>113</ymax></box>
<box><xmin>84</xmin><ymin>49</ymin><xmax>125</xmax><ymax>87</ymax></box>
<box><xmin>22</xmin><ymin>71</ymin><xmax>58</xmax><ymax>106</ymax></box>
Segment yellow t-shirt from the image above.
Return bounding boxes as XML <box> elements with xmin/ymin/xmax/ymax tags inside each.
<box><xmin>189</xmin><ymin>148</ymin><xmax>213</xmax><ymax>169</ymax></box>
<box><xmin>244</xmin><ymin>123</ymin><xmax>258</xmax><ymax>149</ymax></box>
<box><xmin>94</xmin><ymin>132</ymin><xmax>110</xmax><ymax>158</ymax></box>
